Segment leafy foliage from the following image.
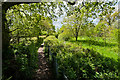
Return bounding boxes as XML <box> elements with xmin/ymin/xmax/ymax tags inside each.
<box><xmin>58</xmin><ymin>33</ymin><xmax>71</xmax><ymax>41</ymax></box>
<box><xmin>44</xmin><ymin>36</ymin><xmax>59</xmax><ymax>53</ymax></box>
<box><xmin>3</xmin><ymin>1</ymin><xmax>119</xmax><ymax>80</ymax></box>
<box><xmin>56</xmin><ymin>43</ymin><xmax>118</xmax><ymax>79</ymax></box>
<box><xmin>11</xmin><ymin>39</ymin><xmax>42</xmax><ymax>80</ymax></box>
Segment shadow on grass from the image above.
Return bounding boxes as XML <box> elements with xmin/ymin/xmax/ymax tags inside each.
<box><xmin>70</xmin><ymin>39</ymin><xmax>117</xmax><ymax>47</ymax></box>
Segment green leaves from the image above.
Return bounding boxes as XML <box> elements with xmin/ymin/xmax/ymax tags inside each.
<box><xmin>6</xmin><ymin>2</ymin><xmax>58</xmax><ymax>44</ymax></box>
<box><xmin>57</xmin><ymin>43</ymin><xmax>118</xmax><ymax>79</ymax></box>
<box><xmin>44</xmin><ymin>36</ymin><xmax>59</xmax><ymax>53</ymax></box>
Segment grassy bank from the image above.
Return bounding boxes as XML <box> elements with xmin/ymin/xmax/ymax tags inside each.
<box><xmin>68</xmin><ymin>36</ymin><xmax>118</xmax><ymax>61</ymax></box>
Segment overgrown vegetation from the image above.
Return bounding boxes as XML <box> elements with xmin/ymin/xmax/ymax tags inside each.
<box><xmin>2</xmin><ymin>1</ymin><xmax>119</xmax><ymax>80</ymax></box>
<box><xmin>44</xmin><ymin>37</ymin><xmax>118</xmax><ymax>79</ymax></box>
<box><xmin>3</xmin><ymin>37</ymin><xmax>43</xmax><ymax>80</ymax></box>
<box><xmin>57</xmin><ymin>43</ymin><xmax>118</xmax><ymax>79</ymax></box>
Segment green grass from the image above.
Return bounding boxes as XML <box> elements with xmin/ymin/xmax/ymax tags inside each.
<box><xmin>68</xmin><ymin>36</ymin><xmax>118</xmax><ymax>61</ymax></box>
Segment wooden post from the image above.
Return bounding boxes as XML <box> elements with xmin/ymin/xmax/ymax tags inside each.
<box><xmin>52</xmin><ymin>53</ymin><xmax>58</xmax><ymax>79</ymax></box>
<box><xmin>47</xmin><ymin>45</ymin><xmax>49</xmax><ymax>57</ymax></box>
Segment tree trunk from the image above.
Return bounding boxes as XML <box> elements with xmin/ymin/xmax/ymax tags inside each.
<box><xmin>75</xmin><ymin>31</ymin><xmax>78</xmax><ymax>41</ymax></box>
<box><xmin>75</xmin><ymin>27</ymin><xmax>78</xmax><ymax>41</ymax></box>
<box><xmin>76</xmin><ymin>36</ymin><xmax>78</xmax><ymax>41</ymax></box>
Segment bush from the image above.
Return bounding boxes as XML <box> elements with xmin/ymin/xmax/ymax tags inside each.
<box><xmin>54</xmin><ymin>33</ymin><xmax>59</xmax><ymax>39</ymax></box>
<box><xmin>44</xmin><ymin>36</ymin><xmax>59</xmax><ymax>53</ymax></box>
<box><xmin>58</xmin><ymin>33</ymin><xmax>71</xmax><ymax>41</ymax></box>
<box><xmin>9</xmin><ymin>41</ymin><xmax>38</xmax><ymax>80</ymax></box>
<box><xmin>35</xmin><ymin>37</ymin><xmax>44</xmax><ymax>47</ymax></box>
<box><xmin>41</xmin><ymin>31</ymin><xmax>47</xmax><ymax>35</ymax></box>
<box><xmin>57</xmin><ymin>45</ymin><xmax>118</xmax><ymax>79</ymax></box>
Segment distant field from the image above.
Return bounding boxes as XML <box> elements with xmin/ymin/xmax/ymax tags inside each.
<box><xmin>68</xmin><ymin>36</ymin><xmax>118</xmax><ymax>61</ymax></box>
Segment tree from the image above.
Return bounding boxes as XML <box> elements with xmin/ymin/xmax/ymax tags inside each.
<box><xmin>62</xmin><ymin>8</ymin><xmax>84</xmax><ymax>41</ymax></box>
<box><xmin>64</xmin><ymin>1</ymin><xmax>117</xmax><ymax>40</ymax></box>
<box><xmin>6</xmin><ymin>2</ymin><xmax>64</xmax><ymax>44</ymax></box>
<box><xmin>2</xmin><ymin>2</ymin><xmax>67</xmax><ymax>79</ymax></box>
<box><xmin>58</xmin><ymin>24</ymin><xmax>73</xmax><ymax>41</ymax></box>
<box><xmin>2</xmin><ymin>2</ymin><xmax>35</xmax><ymax>58</ymax></box>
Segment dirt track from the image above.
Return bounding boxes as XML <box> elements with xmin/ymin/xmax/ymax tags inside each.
<box><xmin>34</xmin><ymin>47</ymin><xmax>54</xmax><ymax>80</ymax></box>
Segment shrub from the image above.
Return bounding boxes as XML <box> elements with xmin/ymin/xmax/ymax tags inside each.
<box><xmin>44</xmin><ymin>36</ymin><xmax>59</xmax><ymax>53</ymax></box>
<box><xmin>41</xmin><ymin>31</ymin><xmax>47</xmax><ymax>35</ymax></box>
<box><xmin>35</xmin><ymin>37</ymin><xmax>44</xmax><ymax>47</ymax></box>
<box><xmin>10</xmin><ymin>41</ymin><xmax>38</xmax><ymax>80</ymax></box>
<box><xmin>58</xmin><ymin>33</ymin><xmax>71</xmax><ymax>41</ymax></box>
<box><xmin>57</xmin><ymin>46</ymin><xmax>118</xmax><ymax>79</ymax></box>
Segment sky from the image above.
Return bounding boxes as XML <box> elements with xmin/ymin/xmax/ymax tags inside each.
<box><xmin>53</xmin><ymin>0</ymin><xmax>119</xmax><ymax>31</ymax></box>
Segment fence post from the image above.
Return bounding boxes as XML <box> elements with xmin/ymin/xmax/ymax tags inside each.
<box><xmin>52</xmin><ymin>52</ymin><xmax>58</xmax><ymax>79</ymax></box>
<box><xmin>47</xmin><ymin>46</ymin><xmax>59</xmax><ymax>79</ymax></box>
<box><xmin>55</xmin><ymin>57</ymin><xmax>58</xmax><ymax>78</ymax></box>
<box><xmin>49</xmin><ymin>46</ymin><xmax>53</xmax><ymax>61</ymax></box>
<box><xmin>48</xmin><ymin>45</ymin><xmax>49</xmax><ymax>57</ymax></box>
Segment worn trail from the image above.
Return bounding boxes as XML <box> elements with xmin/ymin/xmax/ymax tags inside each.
<box><xmin>34</xmin><ymin>44</ymin><xmax>54</xmax><ymax>80</ymax></box>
